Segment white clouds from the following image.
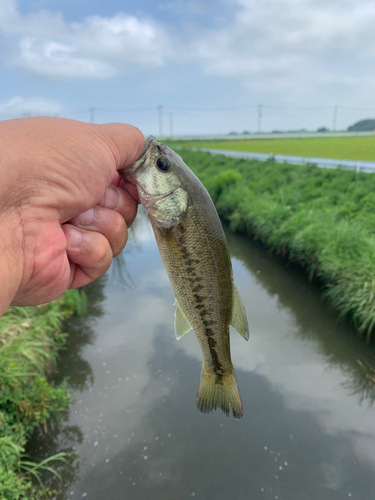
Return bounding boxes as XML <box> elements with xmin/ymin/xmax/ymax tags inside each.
<box><xmin>0</xmin><ymin>1</ymin><xmax>173</xmax><ymax>79</ymax></box>
<box><xmin>16</xmin><ymin>38</ymin><xmax>116</xmax><ymax>79</ymax></box>
<box><xmin>1</xmin><ymin>0</ymin><xmax>375</xmax><ymax>117</ymax></box>
<box><xmin>0</xmin><ymin>96</ymin><xmax>63</xmax><ymax>116</ymax></box>
<box><xmin>192</xmin><ymin>0</ymin><xmax>375</xmax><ymax>99</ymax></box>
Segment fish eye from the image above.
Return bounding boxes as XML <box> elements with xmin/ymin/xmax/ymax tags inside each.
<box><xmin>156</xmin><ymin>156</ymin><xmax>170</xmax><ymax>172</ymax></box>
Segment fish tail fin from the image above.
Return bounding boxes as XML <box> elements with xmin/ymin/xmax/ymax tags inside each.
<box><xmin>196</xmin><ymin>368</ymin><xmax>243</xmax><ymax>419</ymax></box>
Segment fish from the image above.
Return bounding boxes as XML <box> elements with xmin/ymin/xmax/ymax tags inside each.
<box><xmin>120</xmin><ymin>136</ymin><xmax>249</xmax><ymax>418</ymax></box>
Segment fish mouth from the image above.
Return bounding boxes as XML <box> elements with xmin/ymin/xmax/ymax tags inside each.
<box><xmin>119</xmin><ymin>135</ymin><xmax>156</xmax><ymax>182</ymax></box>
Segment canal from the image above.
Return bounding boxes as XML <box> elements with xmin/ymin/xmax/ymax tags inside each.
<box><xmin>30</xmin><ymin>208</ymin><xmax>375</xmax><ymax>499</ymax></box>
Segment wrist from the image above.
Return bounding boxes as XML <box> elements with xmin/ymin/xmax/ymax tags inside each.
<box><xmin>0</xmin><ymin>211</ymin><xmax>24</xmax><ymax>316</ymax></box>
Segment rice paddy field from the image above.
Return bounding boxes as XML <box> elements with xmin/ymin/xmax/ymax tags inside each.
<box><xmin>168</xmin><ymin>135</ymin><xmax>375</xmax><ymax>162</ymax></box>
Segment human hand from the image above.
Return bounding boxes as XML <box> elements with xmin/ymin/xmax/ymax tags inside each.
<box><xmin>0</xmin><ymin>117</ymin><xmax>144</xmax><ymax>315</ymax></box>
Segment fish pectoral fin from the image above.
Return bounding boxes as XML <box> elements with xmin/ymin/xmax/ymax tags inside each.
<box><xmin>174</xmin><ymin>301</ymin><xmax>192</xmax><ymax>340</ymax></box>
<box><xmin>230</xmin><ymin>285</ymin><xmax>249</xmax><ymax>341</ymax></box>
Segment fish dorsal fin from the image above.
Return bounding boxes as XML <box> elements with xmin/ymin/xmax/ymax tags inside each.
<box><xmin>230</xmin><ymin>285</ymin><xmax>249</xmax><ymax>341</ymax></box>
<box><xmin>174</xmin><ymin>300</ymin><xmax>192</xmax><ymax>340</ymax></box>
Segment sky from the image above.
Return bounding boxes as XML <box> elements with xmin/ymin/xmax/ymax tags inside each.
<box><xmin>1</xmin><ymin>0</ymin><xmax>375</xmax><ymax>135</ymax></box>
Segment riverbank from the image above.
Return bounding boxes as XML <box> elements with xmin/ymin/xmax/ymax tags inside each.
<box><xmin>178</xmin><ymin>148</ymin><xmax>375</xmax><ymax>339</ymax></box>
<box><xmin>0</xmin><ymin>289</ymin><xmax>86</xmax><ymax>499</ymax></box>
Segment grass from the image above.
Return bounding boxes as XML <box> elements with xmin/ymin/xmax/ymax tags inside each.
<box><xmin>167</xmin><ymin>136</ymin><xmax>375</xmax><ymax>162</ymax></box>
<box><xmin>0</xmin><ymin>289</ymin><xmax>86</xmax><ymax>500</ymax></box>
<box><xmin>178</xmin><ymin>148</ymin><xmax>375</xmax><ymax>339</ymax></box>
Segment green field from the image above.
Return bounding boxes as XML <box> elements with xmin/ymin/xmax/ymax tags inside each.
<box><xmin>168</xmin><ymin>136</ymin><xmax>375</xmax><ymax>162</ymax></box>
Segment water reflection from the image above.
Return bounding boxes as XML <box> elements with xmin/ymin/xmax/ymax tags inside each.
<box><xmin>28</xmin><ymin>209</ymin><xmax>375</xmax><ymax>499</ymax></box>
<box><xmin>225</xmin><ymin>227</ymin><xmax>375</xmax><ymax>406</ymax></box>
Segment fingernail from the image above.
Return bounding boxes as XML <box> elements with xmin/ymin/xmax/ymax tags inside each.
<box><xmin>77</xmin><ymin>208</ymin><xmax>95</xmax><ymax>226</ymax></box>
<box><xmin>105</xmin><ymin>186</ymin><xmax>119</xmax><ymax>209</ymax></box>
<box><xmin>68</xmin><ymin>227</ymin><xmax>83</xmax><ymax>248</ymax></box>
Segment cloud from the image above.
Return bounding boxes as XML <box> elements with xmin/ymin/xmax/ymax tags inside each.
<box><xmin>0</xmin><ymin>1</ymin><xmax>173</xmax><ymax>79</ymax></box>
<box><xmin>1</xmin><ymin>0</ymin><xmax>375</xmax><ymax>110</ymax></box>
<box><xmin>191</xmin><ymin>0</ymin><xmax>375</xmax><ymax>99</ymax></box>
<box><xmin>0</xmin><ymin>96</ymin><xmax>63</xmax><ymax>116</ymax></box>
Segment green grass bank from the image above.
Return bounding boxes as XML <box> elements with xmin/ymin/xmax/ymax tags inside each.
<box><xmin>180</xmin><ymin>148</ymin><xmax>375</xmax><ymax>338</ymax></box>
<box><xmin>169</xmin><ymin>136</ymin><xmax>375</xmax><ymax>162</ymax></box>
<box><xmin>0</xmin><ymin>289</ymin><xmax>86</xmax><ymax>500</ymax></box>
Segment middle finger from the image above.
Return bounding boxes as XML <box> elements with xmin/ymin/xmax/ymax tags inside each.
<box><xmin>69</xmin><ymin>205</ymin><xmax>127</xmax><ymax>257</ymax></box>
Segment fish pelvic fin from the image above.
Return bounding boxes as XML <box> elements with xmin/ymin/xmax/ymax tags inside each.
<box><xmin>196</xmin><ymin>367</ymin><xmax>243</xmax><ymax>419</ymax></box>
<box><xmin>230</xmin><ymin>285</ymin><xmax>249</xmax><ymax>341</ymax></box>
<box><xmin>174</xmin><ymin>300</ymin><xmax>192</xmax><ymax>340</ymax></box>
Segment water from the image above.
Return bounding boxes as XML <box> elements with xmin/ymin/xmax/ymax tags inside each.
<box><xmin>29</xmin><ymin>209</ymin><xmax>375</xmax><ymax>499</ymax></box>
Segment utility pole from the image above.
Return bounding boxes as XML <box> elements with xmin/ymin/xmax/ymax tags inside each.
<box><xmin>257</xmin><ymin>104</ymin><xmax>262</xmax><ymax>133</ymax></box>
<box><xmin>158</xmin><ymin>105</ymin><xmax>163</xmax><ymax>137</ymax></box>
<box><xmin>333</xmin><ymin>105</ymin><xmax>338</xmax><ymax>132</ymax></box>
<box><xmin>169</xmin><ymin>112</ymin><xmax>174</xmax><ymax>138</ymax></box>
<box><xmin>90</xmin><ymin>107</ymin><xmax>95</xmax><ymax>124</ymax></box>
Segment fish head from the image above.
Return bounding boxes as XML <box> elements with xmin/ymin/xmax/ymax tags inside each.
<box><xmin>123</xmin><ymin>136</ymin><xmax>190</xmax><ymax>228</ymax></box>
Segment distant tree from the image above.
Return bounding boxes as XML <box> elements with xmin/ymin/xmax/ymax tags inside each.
<box><xmin>317</xmin><ymin>127</ymin><xmax>329</xmax><ymax>132</ymax></box>
<box><xmin>347</xmin><ymin>119</ymin><xmax>375</xmax><ymax>132</ymax></box>
<box><xmin>242</xmin><ymin>130</ymin><xmax>251</xmax><ymax>135</ymax></box>
<box><xmin>228</xmin><ymin>131</ymin><xmax>238</xmax><ymax>135</ymax></box>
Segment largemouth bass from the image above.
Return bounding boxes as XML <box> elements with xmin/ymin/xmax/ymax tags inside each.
<box><xmin>120</xmin><ymin>136</ymin><xmax>249</xmax><ymax>418</ymax></box>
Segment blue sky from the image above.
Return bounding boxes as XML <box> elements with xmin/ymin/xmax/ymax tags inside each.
<box><xmin>1</xmin><ymin>0</ymin><xmax>375</xmax><ymax>135</ymax></box>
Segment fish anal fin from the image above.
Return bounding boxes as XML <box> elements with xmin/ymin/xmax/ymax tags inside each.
<box><xmin>174</xmin><ymin>300</ymin><xmax>192</xmax><ymax>340</ymax></box>
<box><xmin>230</xmin><ymin>285</ymin><xmax>249</xmax><ymax>341</ymax></box>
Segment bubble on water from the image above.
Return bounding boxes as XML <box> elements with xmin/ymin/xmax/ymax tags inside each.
<box><xmin>260</xmin><ymin>488</ymin><xmax>264</xmax><ymax>492</ymax></box>
<box><xmin>155</xmin><ymin>436</ymin><xmax>159</xmax><ymax>440</ymax></box>
<box><xmin>167</xmin><ymin>378</ymin><xmax>170</xmax><ymax>381</ymax></box>
<box><xmin>94</xmin><ymin>441</ymin><xmax>98</xmax><ymax>446</ymax></box>
<box><xmin>105</xmin><ymin>459</ymin><xmax>109</xmax><ymax>463</ymax></box>
<box><xmin>131</xmin><ymin>433</ymin><xmax>135</xmax><ymax>436</ymax></box>
<box><xmin>275</xmin><ymin>458</ymin><xmax>278</xmax><ymax>462</ymax></box>
<box><xmin>290</xmin><ymin>434</ymin><xmax>293</xmax><ymax>439</ymax></box>
<box><xmin>126</xmin><ymin>377</ymin><xmax>130</xmax><ymax>381</ymax></box>
<box><xmin>284</xmin><ymin>462</ymin><xmax>288</xmax><ymax>466</ymax></box>
<box><xmin>70</xmin><ymin>492</ymin><xmax>74</xmax><ymax>497</ymax></box>
<box><xmin>279</xmin><ymin>466</ymin><xmax>283</xmax><ymax>470</ymax></box>
<box><xmin>168</xmin><ymin>433</ymin><xmax>172</xmax><ymax>437</ymax></box>
<box><xmin>264</xmin><ymin>446</ymin><xmax>268</xmax><ymax>450</ymax></box>
<box><xmin>191</xmin><ymin>493</ymin><xmax>196</xmax><ymax>497</ymax></box>
<box><xmin>133</xmin><ymin>482</ymin><xmax>136</xmax><ymax>486</ymax></box>
<box><xmin>106</xmin><ymin>370</ymin><xmax>110</xmax><ymax>374</ymax></box>
<box><xmin>275</xmin><ymin>475</ymin><xmax>278</xmax><ymax>480</ymax></box>
<box><xmin>102</xmin><ymin>362</ymin><xmax>106</xmax><ymax>366</ymax></box>
<box><xmin>159</xmin><ymin>473</ymin><xmax>162</xmax><ymax>476</ymax></box>
<box><xmin>275</xmin><ymin>496</ymin><xmax>278</xmax><ymax>499</ymax></box>
<box><xmin>134</xmin><ymin>374</ymin><xmax>138</xmax><ymax>378</ymax></box>
<box><xmin>144</xmin><ymin>446</ymin><xmax>148</xmax><ymax>450</ymax></box>
<box><xmin>277</xmin><ymin>453</ymin><xmax>280</xmax><ymax>456</ymax></box>
<box><xmin>158</xmin><ymin>369</ymin><xmax>162</xmax><ymax>373</ymax></box>
<box><xmin>82</xmin><ymin>494</ymin><xmax>87</xmax><ymax>498</ymax></box>
<box><xmin>118</xmin><ymin>378</ymin><xmax>122</xmax><ymax>382</ymax></box>
<box><xmin>144</xmin><ymin>456</ymin><xmax>148</xmax><ymax>460</ymax></box>
<box><xmin>348</xmin><ymin>494</ymin><xmax>352</xmax><ymax>498</ymax></box>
